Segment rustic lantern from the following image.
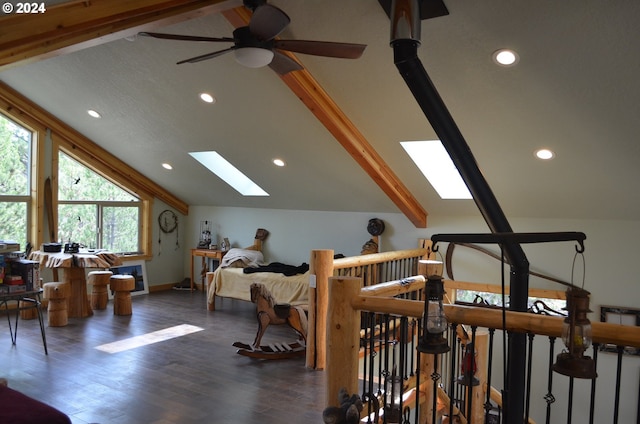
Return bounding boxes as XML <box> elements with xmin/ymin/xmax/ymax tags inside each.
<box><xmin>456</xmin><ymin>342</ymin><xmax>480</xmax><ymax>386</ymax></box>
<box><xmin>552</xmin><ymin>286</ymin><xmax>597</xmax><ymax>379</ymax></box>
<box><xmin>418</xmin><ymin>274</ymin><xmax>450</xmax><ymax>354</ymax></box>
<box><xmin>384</xmin><ymin>366</ymin><xmax>403</xmax><ymax>424</ymax></box>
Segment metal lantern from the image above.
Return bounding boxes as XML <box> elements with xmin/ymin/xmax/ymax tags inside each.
<box><xmin>456</xmin><ymin>342</ymin><xmax>480</xmax><ymax>386</ymax></box>
<box><xmin>418</xmin><ymin>275</ymin><xmax>450</xmax><ymax>354</ymax></box>
<box><xmin>552</xmin><ymin>286</ymin><xmax>597</xmax><ymax>379</ymax></box>
<box><xmin>384</xmin><ymin>367</ymin><xmax>403</xmax><ymax>424</ymax></box>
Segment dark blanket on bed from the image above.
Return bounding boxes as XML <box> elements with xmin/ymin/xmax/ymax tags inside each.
<box><xmin>243</xmin><ymin>262</ymin><xmax>309</xmax><ymax>276</ymax></box>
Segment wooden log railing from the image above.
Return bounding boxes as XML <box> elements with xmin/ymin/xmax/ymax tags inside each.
<box><xmin>326</xmin><ymin>275</ymin><xmax>640</xmax><ymax>423</ymax></box>
<box><xmin>307</xmin><ymin>245</ymin><xmax>434</xmax><ymax>370</ymax></box>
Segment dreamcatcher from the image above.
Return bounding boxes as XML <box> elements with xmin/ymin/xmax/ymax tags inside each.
<box><xmin>158</xmin><ymin>209</ymin><xmax>179</xmax><ymax>255</ymax></box>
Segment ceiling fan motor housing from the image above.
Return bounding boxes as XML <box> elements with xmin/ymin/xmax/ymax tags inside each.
<box><xmin>243</xmin><ymin>0</ymin><xmax>267</xmax><ymax>12</ymax></box>
<box><xmin>233</xmin><ymin>26</ymin><xmax>273</xmax><ymax>49</ymax></box>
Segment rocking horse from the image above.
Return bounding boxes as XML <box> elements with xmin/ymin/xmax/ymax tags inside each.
<box><xmin>233</xmin><ymin>283</ymin><xmax>308</xmax><ymax>359</ymax></box>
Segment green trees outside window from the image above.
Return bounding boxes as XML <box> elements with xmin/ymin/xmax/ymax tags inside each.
<box><xmin>58</xmin><ymin>151</ymin><xmax>141</xmax><ymax>253</ymax></box>
<box><xmin>0</xmin><ymin>113</ymin><xmax>31</xmax><ymax>249</ymax></box>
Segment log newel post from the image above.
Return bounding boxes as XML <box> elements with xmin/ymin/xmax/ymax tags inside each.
<box><xmin>326</xmin><ymin>276</ymin><xmax>362</xmax><ymax>407</ymax></box>
<box><xmin>307</xmin><ymin>249</ymin><xmax>334</xmax><ymax>370</ymax></box>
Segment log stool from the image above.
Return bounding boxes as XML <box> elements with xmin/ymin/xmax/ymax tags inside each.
<box><xmin>110</xmin><ymin>274</ymin><xmax>135</xmax><ymax>316</ymax></box>
<box><xmin>88</xmin><ymin>270</ymin><xmax>113</xmax><ymax>310</ymax></box>
<box><xmin>43</xmin><ymin>282</ymin><xmax>70</xmax><ymax>327</ymax></box>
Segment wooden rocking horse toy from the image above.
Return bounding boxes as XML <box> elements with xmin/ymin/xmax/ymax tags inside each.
<box><xmin>233</xmin><ymin>283</ymin><xmax>308</xmax><ymax>359</ymax></box>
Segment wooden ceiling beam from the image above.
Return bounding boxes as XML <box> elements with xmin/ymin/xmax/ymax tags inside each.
<box><xmin>223</xmin><ymin>7</ymin><xmax>428</xmax><ymax>228</ymax></box>
<box><xmin>0</xmin><ymin>0</ymin><xmax>239</xmax><ymax>71</ymax></box>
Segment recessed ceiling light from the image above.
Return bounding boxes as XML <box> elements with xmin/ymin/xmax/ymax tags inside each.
<box><xmin>401</xmin><ymin>140</ymin><xmax>472</xmax><ymax>200</ymax></box>
<box><xmin>273</xmin><ymin>158</ymin><xmax>286</xmax><ymax>167</ymax></box>
<box><xmin>492</xmin><ymin>49</ymin><xmax>519</xmax><ymax>66</ymax></box>
<box><xmin>535</xmin><ymin>148</ymin><xmax>555</xmax><ymax>160</ymax></box>
<box><xmin>162</xmin><ymin>163</ymin><xmax>173</xmax><ymax>170</ymax></box>
<box><xmin>87</xmin><ymin>109</ymin><xmax>101</xmax><ymax>118</ymax></box>
<box><xmin>199</xmin><ymin>93</ymin><xmax>215</xmax><ymax>104</ymax></box>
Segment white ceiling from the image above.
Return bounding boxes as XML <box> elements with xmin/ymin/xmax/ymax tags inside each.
<box><xmin>2</xmin><ymin>0</ymin><xmax>640</xmax><ymax>225</ymax></box>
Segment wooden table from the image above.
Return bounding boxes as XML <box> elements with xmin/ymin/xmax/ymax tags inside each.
<box><xmin>29</xmin><ymin>250</ymin><xmax>122</xmax><ymax>318</ymax></box>
<box><xmin>190</xmin><ymin>249</ymin><xmax>226</xmax><ymax>292</ymax></box>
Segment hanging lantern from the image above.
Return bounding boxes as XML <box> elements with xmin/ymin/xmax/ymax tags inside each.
<box><xmin>384</xmin><ymin>366</ymin><xmax>403</xmax><ymax>424</ymax></box>
<box><xmin>417</xmin><ymin>275</ymin><xmax>450</xmax><ymax>354</ymax></box>
<box><xmin>456</xmin><ymin>342</ymin><xmax>480</xmax><ymax>386</ymax></box>
<box><xmin>552</xmin><ymin>286</ymin><xmax>597</xmax><ymax>379</ymax></box>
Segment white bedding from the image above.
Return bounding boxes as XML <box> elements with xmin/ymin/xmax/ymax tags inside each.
<box><xmin>207</xmin><ymin>267</ymin><xmax>309</xmax><ymax>308</ymax></box>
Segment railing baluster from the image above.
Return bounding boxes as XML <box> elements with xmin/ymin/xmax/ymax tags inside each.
<box><xmin>415</xmin><ymin>319</ymin><xmax>421</xmax><ymax>424</ymax></box>
<box><xmin>449</xmin><ymin>324</ymin><xmax>457</xmax><ymax>422</ymax></box>
<box><xmin>362</xmin><ymin>312</ymin><xmax>369</xmax><ymax>397</ymax></box>
<box><xmin>567</xmin><ymin>377</ymin><xmax>574</xmax><ymax>424</ymax></box>
<box><xmin>431</xmin><ymin>354</ymin><xmax>440</xmax><ymax>424</ymax></box>
<box><xmin>614</xmin><ymin>345</ymin><xmax>624</xmax><ymax>424</ymax></box>
<box><xmin>544</xmin><ymin>336</ymin><xmax>556</xmax><ymax>424</ymax></box>
<box><xmin>485</xmin><ymin>328</ymin><xmax>496</xmax><ymax>423</ymax></box>
<box><xmin>588</xmin><ymin>343</ymin><xmax>598</xmax><ymax>424</ymax></box>
<box><xmin>525</xmin><ymin>332</ymin><xmax>535</xmax><ymax>421</ymax></box>
<box><xmin>466</xmin><ymin>326</ymin><xmax>477</xmax><ymax>421</ymax></box>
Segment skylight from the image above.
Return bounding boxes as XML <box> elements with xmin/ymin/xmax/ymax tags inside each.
<box><xmin>189</xmin><ymin>151</ymin><xmax>268</xmax><ymax>196</ymax></box>
<box><xmin>401</xmin><ymin>140</ymin><xmax>472</xmax><ymax>199</ymax></box>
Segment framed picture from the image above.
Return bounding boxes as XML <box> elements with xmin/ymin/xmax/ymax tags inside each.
<box><xmin>599</xmin><ymin>306</ymin><xmax>640</xmax><ymax>355</ymax></box>
<box><xmin>108</xmin><ymin>260</ymin><xmax>149</xmax><ymax>297</ymax></box>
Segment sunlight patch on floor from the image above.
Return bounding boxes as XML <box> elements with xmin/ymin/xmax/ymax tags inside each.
<box><xmin>95</xmin><ymin>324</ymin><xmax>204</xmax><ymax>353</ymax></box>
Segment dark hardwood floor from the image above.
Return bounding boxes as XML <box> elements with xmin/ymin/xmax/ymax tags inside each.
<box><xmin>1</xmin><ymin>290</ymin><xmax>326</xmax><ymax>423</ymax></box>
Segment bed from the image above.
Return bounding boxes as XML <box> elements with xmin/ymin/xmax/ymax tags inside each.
<box><xmin>206</xmin><ymin>230</ymin><xmax>309</xmax><ymax>311</ymax></box>
<box><xmin>207</xmin><ymin>266</ymin><xmax>309</xmax><ymax>310</ymax></box>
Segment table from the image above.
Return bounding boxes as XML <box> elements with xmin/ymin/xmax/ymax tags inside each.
<box><xmin>1</xmin><ymin>289</ymin><xmax>47</xmax><ymax>354</ymax></box>
<box><xmin>190</xmin><ymin>249</ymin><xmax>227</xmax><ymax>292</ymax></box>
<box><xmin>29</xmin><ymin>250</ymin><xmax>122</xmax><ymax>318</ymax></box>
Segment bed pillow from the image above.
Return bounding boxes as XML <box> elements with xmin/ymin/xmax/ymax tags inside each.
<box><xmin>220</xmin><ymin>248</ymin><xmax>265</xmax><ymax>268</ymax></box>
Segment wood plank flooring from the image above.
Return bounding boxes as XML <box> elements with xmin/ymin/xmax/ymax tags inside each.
<box><xmin>1</xmin><ymin>290</ymin><xmax>326</xmax><ymax>423</ymax></box>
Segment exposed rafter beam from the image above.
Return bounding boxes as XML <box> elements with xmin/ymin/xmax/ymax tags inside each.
<box><xmin>222</xmin><ymin>7</ymin><xmax>428</xmax><ymax>228</ymax></box>
<box><xmin>0</xmin><ymin>0</ymin><xmax>239</xmax><ymax>71</ymax></box>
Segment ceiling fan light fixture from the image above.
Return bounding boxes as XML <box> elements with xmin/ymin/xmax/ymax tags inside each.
<box><xmin>234</xmin><ymin>47</ymin><xmax>274</xmax><ymax>68</ymax></box>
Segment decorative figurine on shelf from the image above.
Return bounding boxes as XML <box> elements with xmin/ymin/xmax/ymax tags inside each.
<box><xmin>220</xmin><ymin>237</ymin><xmax>230</xmax><ymax>252</ymax></box>
<box><xmin>360</xmin><ymin>218</ymin><xmax>385</xmax><ymax>254</ymax></box>
<box><xmin>197</xmin><ymin>220</ymin><xmax>212</xmax><ymax>249</ymax></box>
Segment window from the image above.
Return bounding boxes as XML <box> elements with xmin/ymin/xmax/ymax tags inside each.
<box><xmin>0</xmin><ymin>113</ymin><xmax>32</xmax><ymax>249</ymax></box>
<box><xmin>58</xmin><ymin>151</ymin><xmax>141</xmax><ymax>254</ymax></box>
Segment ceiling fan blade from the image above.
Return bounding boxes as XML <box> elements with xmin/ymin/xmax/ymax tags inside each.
<box><xmin>139</xmin><ymin>32</ymin><xmax>235</xmax><ymax>43</ymax></box>
<box><xmin>249</xmin><ymin>4</ymin><xmax>290</xmax><ymax>40</ymax></box>
<box><xmin>273</xmin><ymin>39</ymin><xmax>366</xmax><ymax>59</ymax></box>
<box><xmin>268</xmin><ymin>51</ymin><xmax>303</xmax><ymax>75</ymax></box>
<box><xmin>177</xmin><ymin>47</ymin><xmax>236</xmax><ymax>64</ymax></box>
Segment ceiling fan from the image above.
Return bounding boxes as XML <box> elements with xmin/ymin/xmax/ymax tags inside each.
<box><xmin>139</xmin><ymin>0</ymin><xmax>366</xmax><ymax>75</ymax></box>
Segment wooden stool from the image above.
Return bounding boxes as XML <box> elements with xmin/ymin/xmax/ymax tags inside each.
<box><xmin>43</xmin><ymin>282</ymin><xmax>70</xmax><ymax>327</ymax></box>
<box><xmin>88</xmin><ymin>270</ymin><xmax>113</xmax><ymax>310</ymax></box>
<box><xmin>110</xmin><ymin>275</ymin><xmax>135</xmax><ymax>316</ymax></box>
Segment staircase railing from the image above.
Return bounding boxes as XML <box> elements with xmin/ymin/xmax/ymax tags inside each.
<box><xmin>325</xmin><ymin>274</ymin><xmax>640</xmax><ymax>423</ymax></box>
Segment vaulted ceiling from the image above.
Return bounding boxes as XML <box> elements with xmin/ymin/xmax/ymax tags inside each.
<box><xmin>2</xmin><ymin>0</ymin><xmax>640</xmax><ymax>227</ymax></box>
